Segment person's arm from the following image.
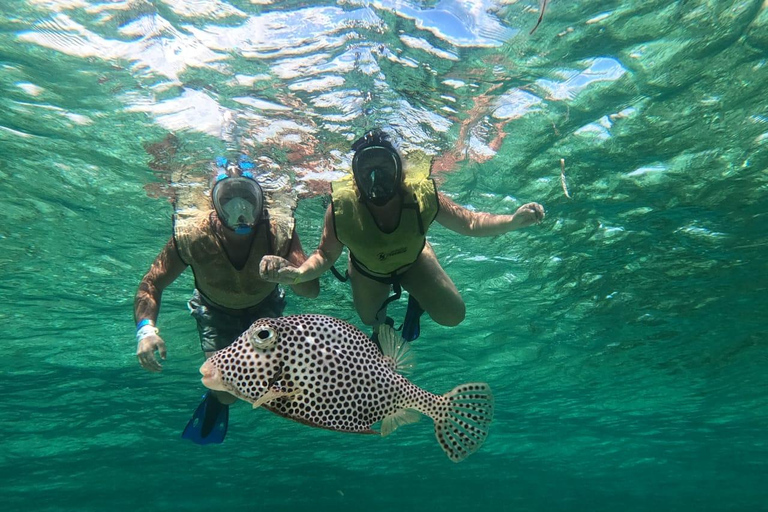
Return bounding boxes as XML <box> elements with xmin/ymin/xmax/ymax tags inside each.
<box><xmin>435</xmin><ymin>192</ymin><xmax>545</xmax><ymax>237</ymax></box>
<box><xmin>134</xmin><ymin>237</ymin><xmax>187</xmax><ymax>372</ymax></box>
<box><xmin>260</xmin><ymin>205</ymin><xmax>344</xmax><ymax>285</ymax></box>
<box><xmin>284</xmin><ymin>227</ymin><xmax>320</xmax><ymax>298</ymax></box>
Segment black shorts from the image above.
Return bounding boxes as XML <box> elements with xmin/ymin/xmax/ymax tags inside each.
<box><xmin>188</xmin><ymin>287</ymin><xmax>286</xmax><ymax>353</ymax></box>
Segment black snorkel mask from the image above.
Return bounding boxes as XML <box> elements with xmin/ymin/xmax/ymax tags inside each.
<box><xmin>351</xmin><ymin>130</ymin><xmax>403</xmax><ymax>207</ymax></box>
<box><xmin>211</xmin><ymin>156</ymin><xmax>265</xmax><ymax>235</ymax></box>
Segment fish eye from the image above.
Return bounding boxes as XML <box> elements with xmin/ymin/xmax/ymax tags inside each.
<box><xmin>248</xmin><ymin>326</ymin><xmax>277</xmax><ymax>348</ymax></box>
<box><xmin>250</xmin><ymin>327</ymin><xmax>276</xmax><ymax>347</ymax></box>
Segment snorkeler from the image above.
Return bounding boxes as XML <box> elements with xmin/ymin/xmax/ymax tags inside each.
<box><xmin>258</xmin><ymin>129</ymin><xmax>544</xmax><ymax>340</ymax></box>
<box><xmin>134</xmin><ymin>156</ymin><xmax>319</xmax><ymax>444</ymax></box>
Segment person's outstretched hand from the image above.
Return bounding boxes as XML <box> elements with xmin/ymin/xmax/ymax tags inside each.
<box><xmin>513</xmin><ymin>202</ymin><xmax>545</xmax><ymax>228</ymax></box>
<box><xmin>260</xmin><ymin>255</ymin><xmax>302</xmax><ymax>285</ymax></box>
<box><xmin>137</xmin><ymin>334</ymin><xmax>166</xmax><ymax>373</ymax></box>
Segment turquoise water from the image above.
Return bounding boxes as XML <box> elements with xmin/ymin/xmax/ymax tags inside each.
<box><xmin>1</xmin><ymin>1</ymin><xmax>767</xmax><ymax>511</ymax></box>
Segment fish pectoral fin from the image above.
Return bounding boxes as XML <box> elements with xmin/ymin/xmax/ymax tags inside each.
<box><xmin>377</xmin><ymin>325</ymin><xmax>414</xmax><ymax>375</ymax></box>
<box><xmin>380</xmin><ymin>408</ymin><xmax>421</xmax><ymax>437</ymax></box>
<box><xmin>251</xmin><ymin>388</ymin><xmax>299</xmax><ymax>410</ymax></box>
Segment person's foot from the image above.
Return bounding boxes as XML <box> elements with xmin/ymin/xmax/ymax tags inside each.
<box><xmin>214</xmin><ymin>390</ymin><xmax>237</xmax><ymax>405</ymax></box>
<box><xmin>181</xmin><ymin>391</ymin><xmax>230</xmax><ymax>444</ymax></box>
<box><xmin>402</xmin><ymin>295</ymin><xmax>424</xmax><ymax>342</ymax></box>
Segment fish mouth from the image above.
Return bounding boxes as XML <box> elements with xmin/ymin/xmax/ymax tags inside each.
<box><xmin>199</xmin><ymin>360</ymin><xmax>228</xmax><ymax>392</ymax></box>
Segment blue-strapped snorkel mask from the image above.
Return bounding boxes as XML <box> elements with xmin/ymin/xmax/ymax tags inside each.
<box><xmin>211</xmin><ymin>156</ymin><xmax>264</xmax><ymax>235</ymax></box>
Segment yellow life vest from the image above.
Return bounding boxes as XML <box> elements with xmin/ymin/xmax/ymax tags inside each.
<box><xmin>173</xmin><ymin>209</ymin><xmax>294</xmax><ymax>310</ymax></box>
<box><xmin>331</xmin><ymin>174</ymin><xmax>439</xmax><ymax>275</ymax></box>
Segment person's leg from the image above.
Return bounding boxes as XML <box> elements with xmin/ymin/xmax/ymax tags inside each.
<box><xmin>399</xmin><ymin>242</ymin><xmax>465</xmax><ymax>326</ymax></box>
<box><xmin>203</xmin><ymin>350</ymin><xmax>238</xmax><ymax>405</ymax></box>
<box><xmin>202</xmin><ymin>287</ymin><xmax>286</xmax><ymax>405</ymax></box>
<box><xmin>190</xmin><ymin>293</ymin><xmax>242</xmax><ymax>405</ymax></box>
<box><xmin>347</xmin><ymin>258</ymin><xmax>393</xmax><ymax>326</ymax></box>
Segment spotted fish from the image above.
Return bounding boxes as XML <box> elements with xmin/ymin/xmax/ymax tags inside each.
<box><xmin>200</xmin><ymin>314</ymin><xmax>494</xmax><ymax>462</ymax></box>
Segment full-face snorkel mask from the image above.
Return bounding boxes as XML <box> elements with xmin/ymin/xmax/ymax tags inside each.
<box><xmin>351</xmin><ymin>130</ymin><xmax>403</xmax><ymax>207</ymax></box>
<box><xmin>211</xmin><ymin>156</ymin><xmax>264</xmax><ymax>235</ymax></box>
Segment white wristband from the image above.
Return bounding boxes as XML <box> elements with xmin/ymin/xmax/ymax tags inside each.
<box><xmin>136</xmin><ymin>324</ymin><xmax>159</xmax><ymax>344</ymax></box>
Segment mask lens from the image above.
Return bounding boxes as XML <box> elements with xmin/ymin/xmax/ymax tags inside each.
<box><xmin>353</xmin><ymin>146</ymin><xmax>400</xmax><ymax>204</ymax></box>
<box><xmin>222</xmin><ymin>197</ymin><xmax>256</xmax><ymax>225</ymax></box>
<box><xmin>367</xmin><ymin>168</ymin><xmax>396</xmax><ymax>201</ymax></box>
<box><xmin>212</xmin><ymin>177</ymin><xmax>263</xmax><ymax>231</ymax></box>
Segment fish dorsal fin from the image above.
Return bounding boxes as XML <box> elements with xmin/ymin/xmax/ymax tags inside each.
<box><xmin>377</xmin><ymin>324</ymin><xmax>414</xmax><ymax>374</ymax></box>
<box><xmin>380</xmin><ymin>409</ymin><xmax>421</xmax><ymax>437</ymax></box>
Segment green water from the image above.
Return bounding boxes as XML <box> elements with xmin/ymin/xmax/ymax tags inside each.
<box><xmin>1</xmin><ymin>1</ymin><xmax>767</xmax><ymax>511</ymax></box>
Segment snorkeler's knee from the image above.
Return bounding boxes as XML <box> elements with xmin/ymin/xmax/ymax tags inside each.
<box><xmin>431</xmin><ymin>301</ymin><xmax>465</xmax><ymax>327</ymax></box>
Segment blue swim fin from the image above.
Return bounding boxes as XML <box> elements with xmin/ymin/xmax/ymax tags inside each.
<box><xmin>402</xmin><ymin>294</ymin><xmax>424</xmax><ymax>342</ymax></box>
<box><xmin>181</xmin><ymin>391</ymin><xmax>229</xmax><ymax>445</ymax></box>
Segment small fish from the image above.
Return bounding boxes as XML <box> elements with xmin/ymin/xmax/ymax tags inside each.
<box><xmin>200</xmin><ymin>314</ymin><xmax>494</xmax><ymax>462</ymax></box>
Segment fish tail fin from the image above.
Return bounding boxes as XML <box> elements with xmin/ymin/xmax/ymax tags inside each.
<box><xmin>377</xmin><ymin>324</ymin><xmax>414</xmax><ymax>374</ymax></box>
<box><xmin>434</xmin><ymin>383</ymin><xmax>494</xmax><ymax>462</ymax></box>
